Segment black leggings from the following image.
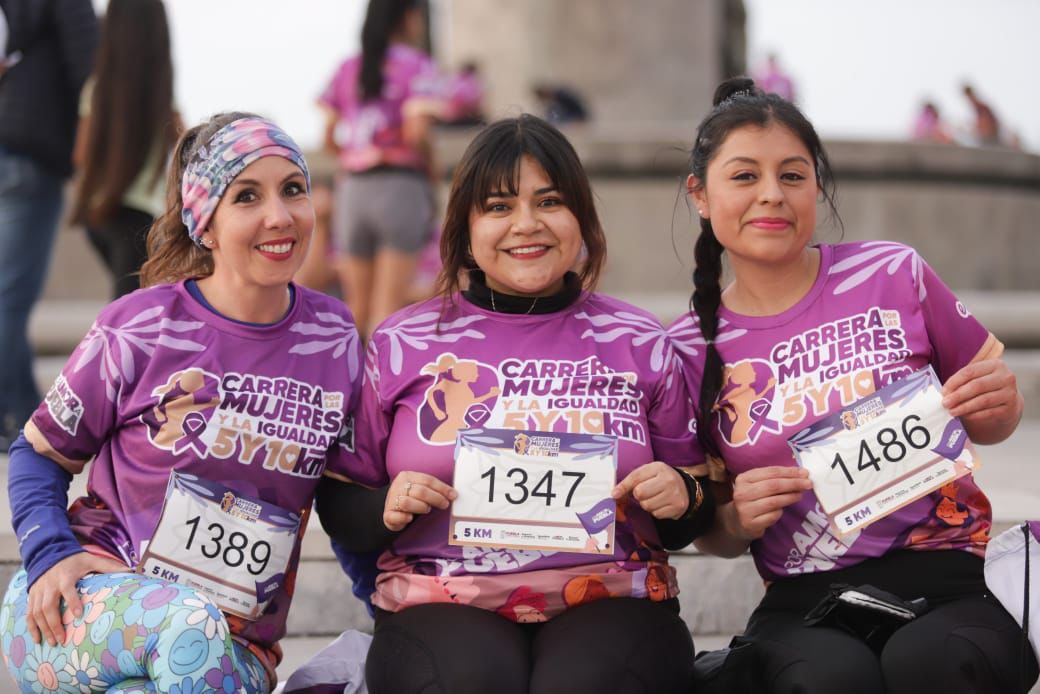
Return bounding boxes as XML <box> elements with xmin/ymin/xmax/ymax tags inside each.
<box><xmin>85</xmin><ymin>205</ymin><xmax>153</xmax><ymax>299</ymax></box>
<box><xmin>365</xmin><ymin>598</ymin><xmax>695</xmax><ymax>694</ymax></box>
<box><xmin>742</xmin><ymin>551</ymin><xmax>1039</xmax><ymax>694</ymax></box>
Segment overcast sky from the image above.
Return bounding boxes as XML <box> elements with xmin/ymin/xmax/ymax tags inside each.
<box><xmin>95</xmin><ymin>0</ymin><xmax>1038</xmax><ymax>152</ymax></box>
<box><xmin>744</xmin><ymin>0</ymin><xmax>1038</xmax><ymax>150</ymax></box>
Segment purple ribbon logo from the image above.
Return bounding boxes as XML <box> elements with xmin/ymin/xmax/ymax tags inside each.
<box><xmin>746</xmin><ymin>397</ymin><xmax>783</xmax><ymax>441</ymax></box>
<box><xmin>174</xmin><ymin>411</ymin><xmax>209</xmax><ymax>456</ymax></box>
<box><xmin>577</xmin><ymin>498</ymin><xmax>616</xmax><ymax>535</ymax></box>
<box><xmin>931</xmin><ymin>418</ymin><xmax>967</xmax><ymax>461</ymax></box>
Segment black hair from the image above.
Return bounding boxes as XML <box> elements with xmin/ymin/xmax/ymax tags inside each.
<box><xmin>359</xmin><ymin>0</ymin><xmax>422</xmax><ymax>101</ymax></box>
<box><xmin>688</xmin><ymin>76</ymin><xmax>839</xmax><ymax>458</ymax></box>
<box><xmin>71</xmin><ymin>0</ymin><xmax>176</xmax><ymax>227</ymax></box>
<box><xmin>437</xmin><ymin>114</ymin><xmax>606</xmax><ymax>302</ymax></box>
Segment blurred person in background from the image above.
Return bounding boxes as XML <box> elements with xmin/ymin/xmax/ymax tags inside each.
<box><xmin>911</xmin><ymin>100</ymin><xmax>954</xmax><ymax>144</ymax></box>
<box><xmin>70</xmin><ymin>0</ymin><xmax>180</xmax><ymax>299</ymax></box>
<box><xmin>319</xmin><ymin>0</ymin><xmax>447</xmax><ymax>339</ymax></box>
<box><xmin>753</xmin><ymin>53</ymin><xmax>796</xmax><ymax>103</ymax></box>
<box><xmin>961</xmin><ymin>83</ymin><xmax>1001</xmax><ymax>146</ymax></box>
<box><xmin>0</xmin><ymin>0</ymin><xmax>98</xmax><ymax>450</ymax></box>
<box><xmin>443</xmin><ymin>60</ymin><xmax>485</xmax><ymax>126</ymax></box>
<box><xmin>533</xmin><ymin>82</ymin><xmax>589</xmax><ymax>125</ymax></box>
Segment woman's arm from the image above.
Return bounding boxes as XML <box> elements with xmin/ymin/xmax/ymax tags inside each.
<box><xmin>653</xmin><ymin>472</ymin><xmax>716</xmax><ymax>550</ymax></box>
<box><xmin>315</xmin><ymin>477</ymin><xmax>398</xmax><ymax>552</ymax></box>
<box><xmin>8</xmin><ymin>434</ymin><xmax>125</xmax><ymax>645</ymax></box>
<box><xmin>942</xmin><ymin>357</ymin><xmax>1023</xmax><ymax>445</ymax></box>
<box><xmin>693</xmin><ymin>466</ymin><xmax>812</xmax><ymax>558</ymax></box>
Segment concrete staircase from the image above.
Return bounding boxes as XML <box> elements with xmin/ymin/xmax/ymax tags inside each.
<box><xmin>6</xmin><ymin>293</ymin><xmax>1040</xmax><ymax>685</ymax></box>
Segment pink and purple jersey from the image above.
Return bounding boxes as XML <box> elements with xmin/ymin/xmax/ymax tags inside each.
<box><xmin>319</xmin><ymin>44</ymin><xmax>445</xmax><ymax>173</ymax></box>
<box><xmin>668</xmin><ymin>241</ymin><xmax>1002</xmax><ymax>582</ymax></box>
<box><xmin>28</xmin><ymin>281</ymin><xmax>362</xmax><ymax>659</ymax></box>
<box><xmin>349</xmin><ymin>293</ymin><xmax>697</xmax><ymax>621</ymax></box>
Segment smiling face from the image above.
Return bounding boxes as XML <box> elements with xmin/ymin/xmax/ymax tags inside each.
<box><xmin>689</xmin><ymin>122</ymin><xmax>818</xmax><ymax>270</ymax></box>
<box><xmin>467</xmin><ymin>155</ymin><xmax>582</xmax><ymax>297</ymax></box>
<box><xmin>202</xmin><ymin>156</ymin><xmax>314</xmax><ymax>296</ymax></box>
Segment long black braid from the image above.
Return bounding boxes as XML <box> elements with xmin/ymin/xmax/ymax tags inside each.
<box><xmin>686</xmin><ymin>76</ymin><xmax>840</xmax><ymax>459</ymax></box>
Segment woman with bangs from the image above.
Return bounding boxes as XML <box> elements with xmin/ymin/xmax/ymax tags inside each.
<box><xmin>316</xmin><ymin>114</ymin><xmax>715</xmax><ymax>693</ymax></box>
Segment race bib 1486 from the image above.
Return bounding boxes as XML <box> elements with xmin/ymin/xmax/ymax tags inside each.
<box><xmin>450</xmin><ymin>428</ymin><xmax>618</xmax><ymax>554</ymax></box>
<box><xmin>788</xmin><ymin>366</ymin><xmax>979</xmax><ymax>535</ymax></box>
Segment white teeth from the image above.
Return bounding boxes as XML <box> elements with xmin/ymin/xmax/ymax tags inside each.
<box><xmin>508</xmin><ymin>246</ymin><xmax>547</xmax><ymax>256</ymax></box>
<box><xmin>258</xmin><ymin>242</ymin><xmax>293</xmax><ymax>254</ymax></box>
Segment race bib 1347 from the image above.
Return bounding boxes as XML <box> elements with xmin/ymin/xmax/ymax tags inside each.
<box><xmin>450</xmin><ymin>428</ymin><xmax>618</xmax><ymax>554</ymax></box>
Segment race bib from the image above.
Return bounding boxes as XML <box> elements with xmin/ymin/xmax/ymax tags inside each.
<box><xmin>449</xmin><ymin>428</ymin><xmax>617</xmax><ymax>554</ymax></box>
<box><xmin>137</xmin><ymin>472</ymin><xmax>301</xmax><ymax>619</ymax></box>
<box><xmin>788</xmin><ymin>366</ymin><xmax>979</xmax><ymax>535</ymax></box>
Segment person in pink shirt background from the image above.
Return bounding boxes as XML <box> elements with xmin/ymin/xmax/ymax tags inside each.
<box><xmin>318</xmin><ymin>0</ymin><xmax>447</xmax><ymax>338</ymax></box>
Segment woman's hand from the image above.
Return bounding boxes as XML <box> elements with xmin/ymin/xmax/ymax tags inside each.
<box><xmin>612</xmin><ymin>462</ymin><xmax>689</xmax><ymax>520</ymax></box>
<box><xmin>27</xmin><ymin>552</ymin><xmax>128</xmax><ymax>646</ymax></box>
<box><xmin>727</xmin><ymin>466</ymin><xmax>812</xmax><ymax>542</ymax></box>
<box><xmin>942</xmin><ymin>358</ymin><xmax>1023</xmax><ymax>444</ymax></box>
<box><xmin>383</xmin><ymin>472</ymin><xmax>457</xmax><ymax>532</ymax></box>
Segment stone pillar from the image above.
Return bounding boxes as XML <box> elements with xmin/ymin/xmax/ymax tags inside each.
<box><xmin>434</xmin><ymin>0</ymin><xmax>739</xmax><ymax>126</ymax></box>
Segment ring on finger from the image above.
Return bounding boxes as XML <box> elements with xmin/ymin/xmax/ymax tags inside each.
<box><xmin>405</xmin><ymin>481</ymin><xmax>414</xmax><ymax>496</ymax></box>
<box><xmin>394</xmin><ymin>495</ymin><xmax>405</xmax><ymax>512</ymax></box>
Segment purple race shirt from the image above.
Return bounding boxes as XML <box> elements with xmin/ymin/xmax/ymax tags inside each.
<box><xmin>319</xmin><ymin>44</ymin><xmax>446</xmax><ymax>173</ymax></box>
<box><xmin>669</xmin><ymin>241</ymin><xmax>1001</xmax><ymax>581</ymax></box>
<box><xmin>29</xmin><ymin>281</ymin><xmax>363</xmax><ymax>661</ymax></box>
<box><xmin>349</xmin><ymin>293</ymin><xmax>697</xmax><ymax>621</ymax></box>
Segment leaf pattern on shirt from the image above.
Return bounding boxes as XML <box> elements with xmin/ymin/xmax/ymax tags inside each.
<box><xmin>828</xmin><ymin>241</ymin><xmax>925</xmax><ymax>300</ymax></box>
<box><xmin>668</xmin><ymin>312</ymin><xmax>746</xmax><ymax>360</ymax></box>
<box><xmin>289</xmin><ymin>311</ymin><xmax>362</xmax><ymax>381</ymax></box>
<box><xmin>72</xmin><ymin>307</ymin><xmax>206</xmax><ymax>401</ymax></box>
<box><xmin>574</xmin><ymin>309</ymin><xmax>686</xmax><ymax>388</ymax></box>
<box><xmin>378</xmin><ymin>311</ymin><xmax>487</xmax><ymax>375</ymax></box>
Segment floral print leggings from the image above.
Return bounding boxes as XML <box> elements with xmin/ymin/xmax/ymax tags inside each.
<box><xmin>0</xmin><ymin>570</ymin><xmax>268</xmax><ymax>693</ymax></box>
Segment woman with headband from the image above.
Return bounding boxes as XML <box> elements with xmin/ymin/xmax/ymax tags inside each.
<box><xmin>1</xmin><ymin>113</ymin><xmax>368</xmax><ymax>693</ymax></box>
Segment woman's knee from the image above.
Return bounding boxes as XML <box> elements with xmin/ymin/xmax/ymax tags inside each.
<box><xmin>366</xmin><ymin>605</ymin><xmax>528</xmax><ymax>694</ymax></box>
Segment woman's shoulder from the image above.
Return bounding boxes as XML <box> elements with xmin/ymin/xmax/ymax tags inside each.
<box><xmin>372</xmin><ymin>296</ymin><xmax>449</xmax><ymax>336</ymax></box>
<box><xmin>579</xmin><ymin>292</ymin><xmax>665</xmax><ymax>327</ymax></box>
<box><xmin>293</xmin><ymin>284</ymin><xmax>357</xmax><ymax>320</ymax></box>
<box><xmin>92</xmin><ymin>283</ymin><xmax>184</xmax><ymax>326</ymax></box>
<box><xmin>825</xmin><ymin>240</ymin><xmax>925</xmax><ymax>292</ymax></box>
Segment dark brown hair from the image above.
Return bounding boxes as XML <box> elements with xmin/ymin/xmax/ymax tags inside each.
<box><xmin>688</xmin><ymin>77</ymin><xmax>840</xmax><ymax>458</ymax></box>
<box><xmin>70</xmin><ymin>0</ymin><xmax>177</xmax><ymax>227</ymax></box>
<box><xmin>436</xmin><ymin>114</ymin><xmax>607</xmax><ymax>300</ymax></box>
<box><xmin>359</xmin><ymin>0</ymin><xmax>423</xmax><ymax>101</ymax></box>
<box><xmin>139</xmin><ymin>112</ymin><xmax>258</xmax><ymax>287</ymax></box>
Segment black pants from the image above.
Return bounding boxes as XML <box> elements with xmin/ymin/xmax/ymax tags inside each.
<box><xmin>85</xmin><ymin>205</ymin><xmax>153</xmax><ymax>299</ymax></box>
<box><xmin>741</xmin><ymin>551</ymin><xmax>1038</xmax><ymax>694</ymax></box>
<box><xmin>365</xmin><ymin>598</ymin><xmax>695</xmax><ymax>694</ymax></box>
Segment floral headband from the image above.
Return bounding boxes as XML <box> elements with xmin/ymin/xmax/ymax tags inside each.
<box><xmin>180</xmin><ymin>116</ymin><xmax>310</xmax><ymax>246</ymax></box>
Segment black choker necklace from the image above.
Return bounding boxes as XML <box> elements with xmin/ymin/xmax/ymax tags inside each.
<box><xmin>490</xmin><ymin>289</ymin><xmax>538</xmax><ymax>314</ymax></box>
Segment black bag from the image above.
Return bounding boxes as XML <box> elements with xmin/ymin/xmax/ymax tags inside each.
<box><xmin>690</xmin><ymin>635</ymin><xmax>764</xmax><ymax>694</ymax></box>
<box><xmin>803</xmin><ymin>583</ymin><xmax>929</xmax><ymax>654</ymax></box>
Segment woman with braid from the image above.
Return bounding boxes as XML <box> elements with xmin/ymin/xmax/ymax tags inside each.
<box><xmin>669</xmin><ymin>77</ymin><xmax>1036</xmax><ymax>692</ymax></box>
